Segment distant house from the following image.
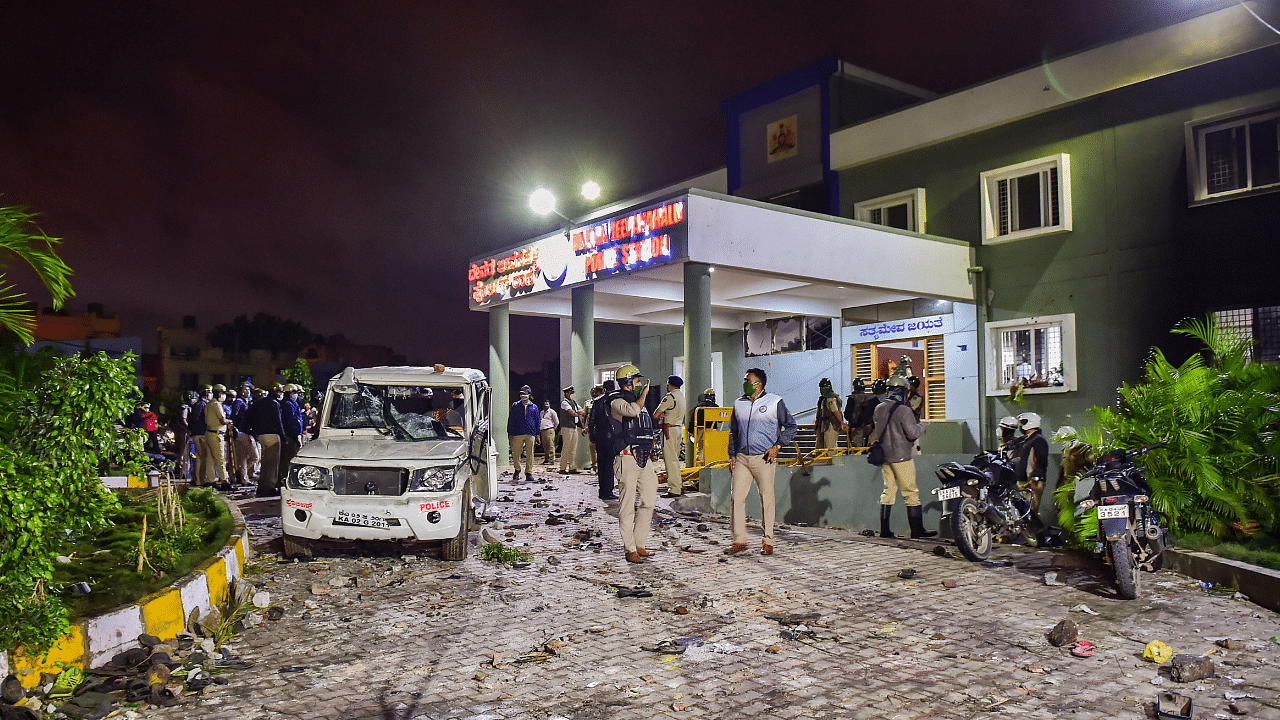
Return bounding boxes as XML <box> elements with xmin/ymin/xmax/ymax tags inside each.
<box><xmin>155</xmin><ymin>317</ymin><xmax>288</xmax><ymax>396</ymax></box>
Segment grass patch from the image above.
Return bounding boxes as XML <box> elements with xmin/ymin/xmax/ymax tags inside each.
<box><xmin>481</xmin><ymin>542</ymin><xmax>530</xmax><ymax>563</ymax></box>
<box><xmin>1174</xmin><ymin>531</ymin><xmax>1280</xmax><ymax>571</ymax></box>
<box><xmin>53</xmin><ymin>487</ymin><xmax>233</xmax><ymax>620</ymax></box>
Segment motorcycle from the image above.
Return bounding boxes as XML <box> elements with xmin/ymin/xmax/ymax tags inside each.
<box><xmin>1073</xmin><ymin>441</ymin><xmax>1167</xmax><ymax>600</ymax></box>
<box><xmin>933</xmin><ymin>451</ymin><xmax>1044</xmax><ymax>562</ymax></box>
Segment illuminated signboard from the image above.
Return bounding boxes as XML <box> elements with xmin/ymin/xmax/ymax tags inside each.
<box><xmin>468</xmin><ymin>196</ymin><xmax>688</xmax><ymax>308</ymax></box>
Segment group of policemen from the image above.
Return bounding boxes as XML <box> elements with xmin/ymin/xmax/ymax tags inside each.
<box><xmin>815</xmin><ymin>369</ymin><xmax>926</xmax><ymax>450</ymax></box>
<box><xmin>175</xmin><ymin>382</ymin><xmax>309</xmax><ymax>497</ymax></box>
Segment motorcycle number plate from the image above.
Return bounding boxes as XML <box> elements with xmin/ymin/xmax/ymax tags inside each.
<box><xmin>1096</xmin><ymin>504</ymin><xmax>1129</xmax><ymax>519</ymax></box>
<box><xmin>937</xmin><ymin>486</ymin><xmax>961</xmax><ymax>501</ymax></box>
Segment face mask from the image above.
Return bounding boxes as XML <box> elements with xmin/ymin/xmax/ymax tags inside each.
<box><xmin>743</xmin><ymin>380</ymin><xmax>756</xmax><ymax>396</ymax></box>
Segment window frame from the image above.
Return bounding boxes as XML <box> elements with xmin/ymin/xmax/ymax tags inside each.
<box><xmin>984</xmin><ymin>313</ymin><xmax>1077</xmax><ymax>396</ymax></box>
<box><xmin>979</xmin><ymin>154</ymin><xmax>1072</xmax><ymax>244</ymax></box>
<box><xmin>853</xmin><ymin>188</ymin><xmax>926</xmax><ymax>233</ymax></box>
<box><xmin>1185</xmin><ymin>103</ymin><xmax>1280</xmax><ymax>206</ymax></box>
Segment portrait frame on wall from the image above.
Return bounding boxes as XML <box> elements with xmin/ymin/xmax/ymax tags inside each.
<box><xmin>766</xmin><ymin>115</ymin><xmax>798</xmax><ymax>162</ymax></box>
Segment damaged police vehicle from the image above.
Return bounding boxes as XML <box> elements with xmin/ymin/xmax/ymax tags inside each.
<box><xmin>281</xmin><ymin>365</ymin><xmax>497</xmax><ymax>560</ymax></box>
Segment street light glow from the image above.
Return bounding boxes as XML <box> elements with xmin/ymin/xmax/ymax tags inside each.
<box><xmin>529</xmin><ymin>188</ymin><xmax>557</xmax><ymax>216</ymax></box>
<box><xmin>581</xmin><ymin>180</ymin><xmax>601</xmax><ymax>201</ymax></box>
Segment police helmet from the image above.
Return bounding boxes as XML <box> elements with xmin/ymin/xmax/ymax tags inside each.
<box><xmin>908</xmin><ymin>375</ymin><xmax>920</xmax><ymax>390</ymax></box>
<box><xmin>212</xmin><ymin>383</ymin><xmax>226</xmax><ymax>392</ymax></box>
<box><xmin>187</xmin><ymin>391</ymin><xmax>199</xmax><ymax>401</ymax></box>
<box><xmin>852</xmin><ymin>378</ymin><xmax>865</xmax><ymax>392</ymax></box>
<box><xmin>200</xmin><ymin>384</ymin><xmax>212</xmax><ymax>393</ymax></box>
<box><xmin>998</xmin><ymin>415</ymin><xmax>1019</xmax><ymax>431</ymax></box>
<box><xmin>271</xmin><ymin>383</ymin><xmax>283</xmax><ymax>393</ymax></box>
<box><xmin>871</xmin><ymin>378</ymin><xmax>887</xmax><ymax>394</ymax></box>
<box><xmin>1017</xmin><ymin>412</ymin><xmax>1042</xmax><ymax>431</ymax></box>
<box><xmin>615</xmin><ymin>364</ymin><xmax>642</xmax><ymax>386</ymax></box>
<box><xmin>819</xmin><ymin>377</ymin><xmax>832</xmax><ymax>390</ymax></box>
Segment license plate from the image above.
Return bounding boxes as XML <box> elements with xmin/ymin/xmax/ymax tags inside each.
<box><xmin>937</xmin><ymin>486</ymin><xmax>962</xmax><ymax>501</ymax></box>
<box><xmin>1096</xmin><ymin>504</ymin><xmax>1130</xmax><ymax>519</ymax></box>
<box><xmin>335</xmin><ymin>510</ymin><xmax>389</xmax><ymax>529</ymax></box>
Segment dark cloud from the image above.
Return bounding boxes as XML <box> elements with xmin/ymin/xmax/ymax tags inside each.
<box><xmin>0</xmin><ymin>0</ymin><xmax>1225</xmax><ymax>372</ymax></box>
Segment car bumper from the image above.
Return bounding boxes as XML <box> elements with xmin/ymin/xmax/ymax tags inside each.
<box><xmin>280</xmin><ymin>489</ymin><xmax>463</xmax><ymax>541</ymax></box>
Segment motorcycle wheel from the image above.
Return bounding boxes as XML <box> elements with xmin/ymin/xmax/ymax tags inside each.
<box><xmin>950</xmin><ymin>497</ymin><xmax>992</xmax><ymax>562</ymax></box>
<box><xmin>1109</xmin><ymin>537</ymin><xmax>1139</xmax><ymax>600</ymax></box>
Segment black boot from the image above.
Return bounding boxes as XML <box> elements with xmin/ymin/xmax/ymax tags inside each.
<box><xmin>907</xmin><ymin>505</ymin><xmax>937</xmax><ymax>538</ymax></box>
<box><xmin>879</xmin><ymin>505</ymin><xmax>895</xmax><ymax>538</ymax></box>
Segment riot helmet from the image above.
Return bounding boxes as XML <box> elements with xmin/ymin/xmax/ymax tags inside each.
<box><xmin>871</xmin><ymin>378</ymin><xmax>887</xmax><ymax>395</ymax></box>
<box><xmin>885</xmin><ymin>374</ymin><xmax>909</xmax><ymax>400</ymax></box>
<box><xmin>1017</xmin><ymin>412</ymin><xmax>1042</xmax><ymax>432</ymax></box>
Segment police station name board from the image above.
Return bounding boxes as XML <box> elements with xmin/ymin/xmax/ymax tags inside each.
<box><xmin>468</xmin><ymin>197</ymin><xmax>688</xmax><ymax>308</ymax></box>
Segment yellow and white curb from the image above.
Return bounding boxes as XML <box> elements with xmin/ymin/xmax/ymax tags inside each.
<box><xmin>3</xmin><ymin>494</ymin><xmax>249</xmax><ymax>689</ymax></box>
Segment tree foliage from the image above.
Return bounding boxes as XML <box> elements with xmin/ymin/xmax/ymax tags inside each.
<box><xmin>207</xmin><ymin>313</ymin><xmax>322</xmax><ymax>355</ymax></box>
<box><xmin>1055</xmin><ymin>316</ymin><xmax>1280</xmax><ymax>543</ymax></box>
<box><xmin>0</xmin><ymin>203</ymin><xmax>75</xmax><ymax>344</ymax></box>
<box><xmin>281</xmin><ymin>357</ymin><xmax>314</xmax><ymax>393</ymax></box>
<box><xmin>0</xmin><ymin>347</ymin><xmax>144</xmax><ymax>654</ymax></box>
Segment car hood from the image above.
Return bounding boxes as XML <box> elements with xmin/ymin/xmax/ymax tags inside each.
<box><xmin>296</xmin><ymin>436</ymin><xmax>464</xmax><ymax>464</ymax></box>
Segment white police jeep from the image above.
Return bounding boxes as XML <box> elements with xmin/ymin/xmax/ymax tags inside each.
<box><xmin>280</xmin><ymin>365</ymin><xmax>497</xmax><ymax>560</ymax></box>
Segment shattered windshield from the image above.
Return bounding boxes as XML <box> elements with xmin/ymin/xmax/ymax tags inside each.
<box><xmin>327</xmin><ymin>384</ymin><xmax>464</xmax><ymax>441</ymax></box>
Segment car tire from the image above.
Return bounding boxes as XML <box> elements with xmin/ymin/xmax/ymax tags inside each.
<box><xmin>440</xmin><ymin>481</ymin><xmax>472</xmax><ymax>561</ymax></box>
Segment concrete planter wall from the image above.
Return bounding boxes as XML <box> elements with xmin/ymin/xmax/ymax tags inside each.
<box><xmin>2</xmin><ymin>493</ymin><xmax>249</xmax><ymax>688</ymax></box>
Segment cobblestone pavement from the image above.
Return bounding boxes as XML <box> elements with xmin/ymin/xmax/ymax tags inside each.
<box><xmin>139</xmin><ymin>466</ymin><xmax>1280</xmax><ymax>720</ymax></box>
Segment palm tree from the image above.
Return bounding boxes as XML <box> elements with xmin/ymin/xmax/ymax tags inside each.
<box><xmin>0</xmin><ymin>202</ymin><xmax>74</xmax><ymax>344</ymax></box>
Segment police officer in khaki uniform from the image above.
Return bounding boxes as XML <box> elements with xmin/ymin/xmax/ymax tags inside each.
<box><xmin>204</xmin><ymin>384</ymin><xmax>232</xmax><ymax>489</ymax></box>
<box><xmin>816</xmin><ymin>378</ymin><xmax>848</xmax><ymax>449</ymax></box>
<box><xmin>610</xmin><ymin>365</ymin><xmax>656</xmax><ymax>563</ymax></box>
<box><xmin>653</xmin><ymin>375</ymin><xmax>686</xmax><ymax>497</ymax></box>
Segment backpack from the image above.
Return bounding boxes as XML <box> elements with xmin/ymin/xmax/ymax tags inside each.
<box><xmin>588</xmin><ymin>392</ymin><xmax>616</xmax><ymax>444</ymax></box>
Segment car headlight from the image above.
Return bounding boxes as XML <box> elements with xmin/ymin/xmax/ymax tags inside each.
<box><xmin>289</xmin><ymin>464</ymin><xmax>331</xmax><ymax>490</ymax></box>
<box><xmin>410</xmin><ymin>466</ymin><xmax>455</xmax><ymax>492</ymax></box>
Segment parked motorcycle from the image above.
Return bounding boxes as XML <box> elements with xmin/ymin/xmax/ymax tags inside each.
<box><xmin>1074</xmin><ymin>441</ymin><xmax>1167</xmax><ymax>600</ymax></box>
<box><xmin>933</xmin><ymin>452</ymin><xmax>1044</xmax><ymax>561</ymax></box>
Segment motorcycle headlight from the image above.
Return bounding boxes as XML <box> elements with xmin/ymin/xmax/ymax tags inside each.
<box><xmin>410</xmin><ymin>466</ymin><xmax>455</xmax><ymax>492</ymax></box>
<box><xmin>289</xmin><ymin>464</ymin><xmax>331</xmax><ymax>490</ymax></box>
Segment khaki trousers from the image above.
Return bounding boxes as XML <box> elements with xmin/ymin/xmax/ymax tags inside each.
<box><xmin>234</xmin><ymin>432</ymin><xmax>259</xmax><ymax>481</ymax></box>
<box><xmin>205</xmin><ymin>431</ymin><xmax>227</xmax><ymax>483</ymax></box>
<box><xmin>617</xmin><ymin>452</ymin><xmax>658</xmax><ymax>553</ymax></box>
<box><xmin>559</xmin><ymin>428</ymin><xmax>579</xmax><ymax>472</ymax></box>
<box><xmin>819</xmin><ymin>426</ymin><xmax>843</xmax><ymax>449</ymax></box>
<box><xmin>881</xmin><ymin>460</ymin><xmax>920</xmax><ymax>506</ymax></box>
<box><xmin>731</xmin><ymin>453</ymin><xmax>776</xmax><ymax>545</ymax></box>
<box><xmin>257</xmin><ymin>434</ymin><xmax>281</xmax><ymax>492</ymax></box>
<box><xmin>509</xmin><ymin>435</ymin><xmax>534</xmax><ymax>475</ymax></box>
<box><xmin>662</xmin><ymin>426</ymin><xmax>682</xmax><ymax>494</ymax></box>
<box><xmin>540</xmin><ymin>428</ymin><xmax>557</xmax><ymax>463</ymax></box>
<box><xmin>588</xmin><ymin>438</ymin><xmax>597</xmax><ymax>469</ymax></box>
<box><xmin>192</xmin><ymin>435</ymin><xmax>209</xmax><ymax>485</ymax></box>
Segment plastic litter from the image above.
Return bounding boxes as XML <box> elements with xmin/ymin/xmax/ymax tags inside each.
<box><xmin>1070</xmin><ymin>604</ymin><xmax>1099</xmax><ymax>615</ymax></box>
<box><xmin>1043</xmin><ymin>571</ymin><xmax>1065</xmax><ymax>586</ymax></box>
<box><xmin>1143</xmin><ymin>640</ymin><xmax>1174</xmax><ymax>663</ymax></box>
<box><xmin>1071</xmin><ymin>640</ymin><xmax>1095</xmax><ymax>658</ymax></box>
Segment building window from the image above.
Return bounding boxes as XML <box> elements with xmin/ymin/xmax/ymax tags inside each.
<box><xmin>980</xmin><ymin>154</ymin><xmax>1071</xmax><ymax>243</ymax></box>
<box><xmin>1213</xmin><ymin>306</ymin><xmax>1280</xmax><ymax>363</ymax></box>
<box><xmin>179</xmin><ymin>373</ymin><xmax>200</xmax><ymax>392</ymax></box>
<box><xmin>744</xmin><ymin>316</ymin><xmax>834</xmax><ymax>356</ymax></box>
<box><xmin>985</xmin><ymin>313</ymin><xmax>1077</xmax><ymax>396</ymax></box>
<box><xmin>1186</xmin><ymin>105</ymin><xmax>1280</xmax><ymax>204</ymax></box>
<box><xmin>853</xmin><ymin>188</ymin><xmax>926</xmax><ymax>232</ymax></box>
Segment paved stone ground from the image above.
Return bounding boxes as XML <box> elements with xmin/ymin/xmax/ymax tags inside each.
<box><xmin>138</xmin><ymin>465</ymin><xmax>1280</xmax><ymax>720</ymax></box>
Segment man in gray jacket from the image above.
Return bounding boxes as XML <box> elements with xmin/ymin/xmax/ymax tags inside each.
<box><xmin>726</xmin><ymin>368</ymin><xmax>797</xmax><ymax>556</ymax></box>
<box><xmin>871</xmin><ymin>375</ymin><xmax>934</xmax><ymax>539</ymax></box>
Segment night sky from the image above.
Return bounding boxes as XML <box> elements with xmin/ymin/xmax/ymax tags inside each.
<box><xmin>0</xmin><ymin>0</ymin><xmax>1220</xmax><ymax>372</ymax></box>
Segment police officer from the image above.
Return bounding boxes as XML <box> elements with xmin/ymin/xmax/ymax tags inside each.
<box><xmin>250</xmin><ymin>384</ymin><xmax>285</xmax><ymax>497</ymax></box>
<box><xmin>843</xmin><ymin>379</ymin><xmax>872</xmax><ymax>448</ymax></box>
<box><xmin>686</xmin><ymin>388</ymin><xmax>719</xmax><ymax>465</ymax></box>
<box><xmin>653</xmin><ymin>375</ymin><xmax>686</xmax><ymax>497</ymax></box>
<box><xmin>231</xmin><ymin>383</ymin><xmax>259</xmax><ymax>485</ymax></box>
<box><xmin>815</xmin><ymin>378</ymin><xmax>847</xmax><ymax>449</ymax></box>
<box><xmin>189</xmin><ymin>386</ymin><xmax>210</xmax><ymax>485</ymax></box>
<box><xmin>173</xmin><ymin>392</ymin><xmax>195</xmax><ymax>479</ymax></box>
<box><xmin>205</xmin><ymin>384</ymin><xmax>232</xmax><ymax>490</ymax></box>
<box><xmin>906</xmin><ymin>376</ymin><xmax>925</xmax><ymax>420</ymax></box>
<box><xmin>582</xmin><ymin>385</ymin><xmax>604</xmax><ymax>472</ymax></box>
<box><xmin>1015</xmin><ymin>412</ymin><xmax>1049</xmax><ymax>516</ymax></box>
<box><xmin>997</xmin><ymin>415</ymin><xmax>1023</xmax><ymax>462</ymax></box>
<box><xmin>588</xmin><ymin>379</ymin><xmax>620</xmax><ymax>500</ymax></box>
<box><xmin>559</xmin><ymin>386</ymin><xmax>582</xmax><ymax>474</ymax></box>
<box><xmin>871</xmin><ymin>375</ymin><xmax>932</xmax><ymax>539</ymax></box>
<box><xmin>278</xmin><ymin>383</ymin><xmax>304</xmax><ymax>493</ymax></box>
<box><xmin>609</xmin><ymin>365</ymin><xmax>657</xmax><ymax>563</ymax></box>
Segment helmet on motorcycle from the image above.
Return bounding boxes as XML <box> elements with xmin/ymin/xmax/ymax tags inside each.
<box><xmin>907</xmin><ymin>375</ymin><xmax>920</xmax><ymax>390</ymax></box>
<box><xmin>615</xmin><ymin>364</ymin><xmax>642</xmax><ymax>386</ymax></box>
<box><xmin>998</xmin><ymin>416</ymin><xmax>1019</xmax><ymax>431</ymax></box>
<box><xmin>871</xmin><ymin>378</ymin><xmax>887</xmax><ymax>394</ymax></box>
<box><xmin>1017</xmin><ymin>412</ymin><xmax>1041</xmax><ymax>431</ymax></box>
<box><xmin>852</xmin><ymin>378</ymin><xmax>865</xmax><ymax>393</ymax></box>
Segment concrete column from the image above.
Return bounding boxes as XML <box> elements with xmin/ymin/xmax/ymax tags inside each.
<box><xmin>489</xmin><ymin>304</ymin><xmax>510</xmax><ymax>465</ymax></box>
<box><xmin>571</xmin><ymin>285</ymin><xmax>595</xmax><ymax>469</ymax></box>
<box><xmin>683</xmin><ymin>262</ymin><xmax>712</xmax><ymax>461</ymax></box>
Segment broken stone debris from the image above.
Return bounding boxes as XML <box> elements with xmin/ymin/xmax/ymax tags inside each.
<box><xmin>1047</xmin><ymin>619</ymin><xmax>1079</xmax><ymax>647</ymax></box>
<box><xmin>1169</xmin><ymin>654</ymin><xmax>1215</xmax><ymax>683</ymax></box>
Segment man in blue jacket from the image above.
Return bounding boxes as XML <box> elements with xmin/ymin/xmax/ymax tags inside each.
<box><xmin>726</xmin><ymin>368</ymin><xmax>797</xmax><ymax>556</ymax></box>
<box><xmin>507</xmin><ymin>386</ymin><xmax>539</xmax><ymax>483</ymax></box>
<box><xmin>278</xmin><ymin>384</ymin><xmax>305</xmax><ymax>496</ymax></box>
